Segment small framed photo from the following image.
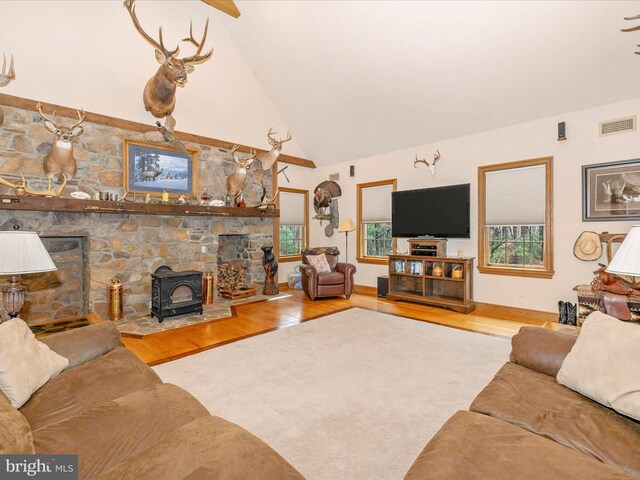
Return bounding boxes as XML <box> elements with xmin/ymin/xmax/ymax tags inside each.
<box><xmin>582</xmin><ymin>158</ymin><xmax>640</xmax><ymax>221</ymax></box>
<box><xmin>123</xmin><ymin>139</ymin><xmax>198</xmax><ymax>198</ymax></box>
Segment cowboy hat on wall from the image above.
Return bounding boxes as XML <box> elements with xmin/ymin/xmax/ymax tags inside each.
<box><xmin>573</xmin><ymin>231</ymin><xmax>603</xmax><ymax>261</ymax></box>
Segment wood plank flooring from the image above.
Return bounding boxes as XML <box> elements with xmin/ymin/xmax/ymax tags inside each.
<box><xmin>122</xmin><ymin>289</ymin><xmax>545</xmax><ymax>365</ymax></box>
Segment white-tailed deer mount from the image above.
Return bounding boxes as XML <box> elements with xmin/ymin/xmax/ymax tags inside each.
<box><xmin>414</xmin><ymin>150</ymin><xmax>441</xmax><ymax>176</ymax></box>
<box><xmin>0</xmin><ymin>173</ymin><xmax>67</xmax><ymax>197</ymax></box>
<box><xmin>124</xmin><ymin>0</ymin><xmax>213</xmax><ymax>119</ymax></box>
<box><xmin>255</xmin><ymin>128</ymin><xmax>292</xmax><ymax>170</ymax></box>
<box><xmin>36</xmin><ymin>102</ymin><xmax>85</xmax><ymax>183</ymax></box>
<box><xmin>0</xmin><ymin>53</ymin><xmax>16</xmax><ymax>125</ymax></box>
<box><xmin>226</xmin><ymin>144</ymin><xmax>255</xmax><ymax>200</ymax></box>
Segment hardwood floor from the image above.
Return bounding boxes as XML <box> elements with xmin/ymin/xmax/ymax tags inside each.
<box><xmin>123</xmin><ymin>289</ymin><xmax>546</xmax><ymax>365</ymax></box>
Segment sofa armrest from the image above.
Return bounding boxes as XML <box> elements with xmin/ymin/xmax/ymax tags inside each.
<box><xmin>509</xmin><ymin>326</ymin><xmax>577</xmax><ymax>377</ymax></box>
<box><xmin>39</xmin><ymin>322</ymin><xmax>123</xmax><ymax>369</ymax></box>
<box><xmin>299</xmin><ymin>264</ymin><xmax>317</xmax><ymax>277</ymax></box>
<box><xmin>335</xmin><ymin>263</ymin><xmax>356</xmax><ymax>276</ymax></box>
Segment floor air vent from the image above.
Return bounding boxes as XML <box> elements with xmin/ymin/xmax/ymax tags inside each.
<box><xmin>599</xmin><ymin>116</ymin><xmax>636</xmax><ymax>137</ymax></box>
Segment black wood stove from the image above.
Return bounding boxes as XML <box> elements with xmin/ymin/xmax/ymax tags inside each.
<box><xmin>151</xmin><ymin>266</ymin><xmax>203</xmax><ymax>323</ymax></box>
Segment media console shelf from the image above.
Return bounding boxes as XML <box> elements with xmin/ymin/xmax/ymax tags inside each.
<box><xmin>387</xmin><ymin>254</ymin><xmax>475</xmax><ymax>313</ymax></box>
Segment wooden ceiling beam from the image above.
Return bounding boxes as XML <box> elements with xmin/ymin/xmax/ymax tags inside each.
<box><xmin>0</xmin><ymin>93</ymin><xmax>315</xmax><ymax>169</ymax></box>
<box><xmin>201</xmin><ymin>0</ymin><xmax>241</xmax><ymax>19</ymax></box>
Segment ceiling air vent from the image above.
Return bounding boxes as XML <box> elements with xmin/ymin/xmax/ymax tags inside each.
<box><xmin>599</xmin><ymin>116</ymin><xmax>636</xmax><ymax>137</ymax></box>
<box><xmin>329</xmin><ymin>173</ymin><xmax>340</xmax><ymax>182</ymax></box>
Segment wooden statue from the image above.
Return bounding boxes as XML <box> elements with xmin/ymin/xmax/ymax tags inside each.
<box><xmin>261</xmin><ymin>245</ymin><xmax>279</xmax><ymax>296</ymax></box>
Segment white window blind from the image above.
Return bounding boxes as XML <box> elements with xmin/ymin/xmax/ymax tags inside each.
<box><xmin>361</xmin><ymin>184</ymin><xmax>393</xmax><ymax>222</ymax></box>
<box><xmin>485</xmin><ymin>165</ymin><xmax>546</xmax><ymax>226</ymax></box>
<box><xmin>279</xmin><ymin>191</ymin><xmax>305</xmax><ymax>225</ymax></box>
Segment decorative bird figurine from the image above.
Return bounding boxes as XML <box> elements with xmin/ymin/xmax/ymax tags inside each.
<box><xmin>144</xmin><ymin>115</ymin><xmax>189</xmax><ymax>155</ymax></box>
<box><xmin>414</xmin><ymin>150</ymin><xmax>441</xmax><ymax>176</ymax></box>
<box><xmin>313</xmin><ymin>180</ymin><xmax>342</xmax><ymax>216</ymax></box>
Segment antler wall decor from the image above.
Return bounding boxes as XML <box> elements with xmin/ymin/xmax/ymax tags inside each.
<box><xmin>414</xmin><ymin>150</ymin><xmax>441</xmax><ymax>176</ymax></box>
<box><xmin>124</xmin><ymin>0</ymin><xmax>213</xmax><ymax>119</ymax></box>
<box><xmin>621</xmin><ymin>14</ymin><xmax>640</xmax><ymax>54</ymax></box>
<box><xmin>0</xmin><ymin>173</ymin><xmax>67</xmax><ymax>197</ymax></box>
<box><xmin>255</xmin><ymin>188</ymin><xmax>279</xmax><ymax>210</ymax></box>
<box><xmin>0</xmin><ymin>53</ymin><xmax>16</xmax><ymax>125</ymax></box>
<box><xmin>36</xmin><ymin>102</ymin><xmax>86</xmax><ymax>182</ymax></box>
<box><xmin>255</xmin><ymin>128</ymin><xmax>292</xmax><ymax>170</ymax></box>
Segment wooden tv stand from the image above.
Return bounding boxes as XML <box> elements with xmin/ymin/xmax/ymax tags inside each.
<box><xmin>387</xmin><ymin>252</ymin><xmax>475</xmax><ymax>314</ymax></box>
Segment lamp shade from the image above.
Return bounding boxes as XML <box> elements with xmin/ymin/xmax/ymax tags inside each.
<box><xmin>0</xmin><ymin>231</ymin><xmax>57</xmax><ymax>275</ymax></box>
<box><xmin>338</xmin><ymin>219</ymin><xmax>356</xmax><ymax>233</ymax></box>
<box><xmin>606</xmin><ymin>225</ymin><xmax>640</xmax><ymax>276</ymax></box>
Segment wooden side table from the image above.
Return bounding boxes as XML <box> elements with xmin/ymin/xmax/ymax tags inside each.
<box><xmin>542</xmin><ymin>321</ymin><xmax>580</xmax><ymax>335</ymax></box>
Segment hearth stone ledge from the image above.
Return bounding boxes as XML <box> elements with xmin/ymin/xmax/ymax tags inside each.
<box><xmin>0</xmin><ymin>210</ymin><xmax>273</xmax><ymax>323</ymax></box>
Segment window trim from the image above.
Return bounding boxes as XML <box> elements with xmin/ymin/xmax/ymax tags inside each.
<box><xmin>477</xmin><ymin>157</ymin><xmax>554</xmax><ymax>279</ymax></box>
<box><xmin>277</xmin><ymin>187</ymin><xmax>309</xmax><ymax>262</ymax></box>
<box><xmin>356</xmin><ymin>179</ymin><xmax>397</xmax><ymax>265</ymax></box>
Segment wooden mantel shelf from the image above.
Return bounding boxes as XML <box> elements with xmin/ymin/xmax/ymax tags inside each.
<box><xmin>0</xmin><ymin>195</ymin><xmax>278</xmax><ymax>218</ymax></box>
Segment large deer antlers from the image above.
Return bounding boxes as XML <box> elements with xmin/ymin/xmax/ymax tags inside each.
<box><xmin>0</xmin><ymin>53</ymin><xmax>15</xmax><ymax>87</ymax></box>
<box><xmin>181</xmin><ymin>20</ymin><xmax>213</xmax><ymax>65</ymax></box>
<box><xmin>123</xmin><ymin>0</ymin><xmax>179</xmax><ymax>59</ymax></box>
<box><xmin>622</xmin><ymin>14</ymin><xmax>640</xmax><ymax>54</ymax></box>
<box><xmin>0</xmin><ymin>174</ymin><xmax>67</xmax><ymax>197</ymax></box>
<box><xmin>414</xmin><ymin>150</ymin><xmax>441</xmax><ymax>176</ymax></box>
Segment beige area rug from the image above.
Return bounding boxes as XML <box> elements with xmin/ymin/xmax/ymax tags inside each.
<box><xmin>114</xmin><ymin>292</ymin><xmax>291</xmax><ymax>337</ymax></box>
<box><xmin>154</xmin><ymin>307</ymin><xmax>511</xmax><ymax>480</ymax></box>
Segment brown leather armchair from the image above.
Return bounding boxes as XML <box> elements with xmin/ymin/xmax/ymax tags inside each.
<box><xmin>300</xmin><ymin>247</ymin><xmax>356</xmax><ymax>300</ymax></box>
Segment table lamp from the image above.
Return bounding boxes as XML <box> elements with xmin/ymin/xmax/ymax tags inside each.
<box><xmin>338</xmin><ymin>219</ymin><xmax>356</xmax><ymax>263</ymax></box>
<box><xmin>606</xmin><ymin>225</ymin><xmax>640</xmax><ymax>277</ymax></box>
<box><xmin>0</xmin><ymin>231</ymin><xmax>57</xmax><ymax>318</ymax></box>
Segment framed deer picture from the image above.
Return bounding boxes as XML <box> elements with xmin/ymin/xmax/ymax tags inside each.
<box><xmin>582</xmin><ymin>158</ymin><xmax>640</xmax><ymax>221</ymax></box>
<box><xmin>123</xmin><ymin>139</ymin><xmax>198</xmax><ymax>198</ymax></box>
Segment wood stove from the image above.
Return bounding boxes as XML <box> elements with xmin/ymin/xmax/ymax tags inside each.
<box><xmin>151</xmin><ymin>266</ymin><xmax>203</xmax><ymax>323</ymax></box>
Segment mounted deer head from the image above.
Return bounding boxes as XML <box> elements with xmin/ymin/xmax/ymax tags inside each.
<box><xmin>226</xmin><ymin>144</ymin><xmax>255</xmax><ymax>200</ymax></box>
<box><xmin>255</xmin><ymin>128</ymin><xmax>292</xmax><ymax>170</ymax></box>
<box><xmin>36</xmin><ymin>102</ymin><xmax>86</xmax><ymax>183</ymax></box>
<box><xmin>124</xmin><ymin>0</ymin><xmax>213</xmax><ymax>118</ymax></box>
<box><xmin>414</xmin><ymin>150</ymin><xmax>441</xmax><ymax>176</ymax></box>
<box><xmin>0</xmin><ymin>53</ymin><xmax>16</xmax><ymax>125</ymax></box>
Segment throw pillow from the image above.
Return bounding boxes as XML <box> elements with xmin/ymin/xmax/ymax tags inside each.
<box><xmin>306</xmin><ymin>253</ymin><xmax>332</xmax><ymax>273</ymax></box>
<box><xmin>557</xmin><ymin>311</ymin><xmax>640</xmax><ymax>421</ymax></box>
<box><xmin>0</xmin><ymin>318</ymin><xmax>69</xmax><ymax>408</ymax></box>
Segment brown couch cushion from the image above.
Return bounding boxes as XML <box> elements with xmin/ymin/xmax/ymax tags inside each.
<box><xmin>0</xmin><ymin>392</ymin><xmax>34</xmax><ymax>454</ymax></box>
<box><xmin>404</xmin><ymin>411</ymin><xmax>634</xmax><ymax>480</ymax></box>
<box><xmin>96</xmin><ymin>415</ymin><xmax>304</xmax><ymax>480</ymax></box>
<box><xmin>317</xmin><ymin>271</ymin><xmax>345</xmax><ymax>285</ymax></box>
<box><xmin>21</xmin><ymin>347</ymin><xmax>161</xmax><ymax>430</ymax></box>
<box><xmin>510</xmin><ymin>326</ymin><xmax>577</xmax><ymax>377</ymax></box>
<box><xmin>470</xmin><ymin>362</ymin><xmax>640</xmax><ymax>477</ymax></box>
<box><xmin>33</xmin><ymin>383</ymin><xmax>209</xmax><ymax>480</ymax></box>
<box><xmin>39</xmin><ymin>322</ymin><xmax>122</xmax><ymax>370</ymax></box>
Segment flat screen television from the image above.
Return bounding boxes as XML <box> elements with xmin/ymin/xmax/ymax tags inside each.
<box><xmin>392</xmin><ymin>184</ymin><xmax>470</xmax><ymax>238</ymax></box>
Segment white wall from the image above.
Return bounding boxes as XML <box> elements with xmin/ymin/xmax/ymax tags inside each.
<box><xmin>304</xmin><ymin>97</ymin><xmax>640</xmax><ymax>313</ymax></box>
<box><xmin>0</xmin><ymin>1</ymin><xmax>307</xmax><ymax>158</ymax></box>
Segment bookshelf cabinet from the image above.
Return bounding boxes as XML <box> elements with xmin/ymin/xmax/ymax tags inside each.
<box><xmin>387</xmin><ymin>255</ymin><xmax>475</xmax><ymax>313</ymax></box>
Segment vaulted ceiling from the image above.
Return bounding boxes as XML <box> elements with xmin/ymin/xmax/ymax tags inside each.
<box><xmin>219</xmin><ymin>1</ymin><xmax>640</xmax><ymax>166</ymax></box>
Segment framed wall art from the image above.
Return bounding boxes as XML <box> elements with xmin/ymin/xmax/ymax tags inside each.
<box><xmin>582</xmin><ymin>158</ymin><xmax>640</xmax><ymax>221</ymax></box>
<box><xmin>123</xmin><ymin>139</ymin><xmax>198</xmax><ymax>198</ymax></box>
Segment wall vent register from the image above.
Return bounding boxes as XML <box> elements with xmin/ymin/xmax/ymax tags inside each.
<box><xmin>599</xmin><ymin>116</ymin><xmax>636</xmax><ymax>137</ymax></box>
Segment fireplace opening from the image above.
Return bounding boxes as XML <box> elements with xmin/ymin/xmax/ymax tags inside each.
<box><xmin>151</xmin><ymin>266</ymin><xmax>203</xmax><ymax>323</ymax></box>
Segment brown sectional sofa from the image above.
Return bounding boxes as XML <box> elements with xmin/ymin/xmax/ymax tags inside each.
<box><xmin>1</xmin><ymin>322</ymin><xmax>303</xmax><ymax>480</ymax></box>
<box><xmin>405</xmin><ymin>326</ymin><xmax>640</xmax><ymax>479</ymax></box>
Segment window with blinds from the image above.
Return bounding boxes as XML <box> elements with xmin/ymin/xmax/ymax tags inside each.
<box><xmin>357</xmin><ymin>179</ymin><xmax>397</xmax><ymax>263</ymax></box>
<box><xmin>478</xmin><ymin>157</ymin><xmax>554</xmax><ymax>278</ymax></box>
<box><xmin>278</xmin><ymin>188</ymin><xmax>308</xmax><ymax>260</ymax></box>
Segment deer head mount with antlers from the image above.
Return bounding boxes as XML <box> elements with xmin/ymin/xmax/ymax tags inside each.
<box><xmin>36</xmin><ymin>102</ymin><xmax>86</xmax><ymax>183</ymax></box>
<box><xmin>124</xmin><ymin>0</ymin><xmax>213</xmax><ymax>119</ymax></box>
<box><xmin>255</xmin><ymin>128</ymin><xmax>292</xmax><ymax>170</ymax></box>
<box><xmin>226</xmin><ymin>144</ymin><xmax>256</xmax><ymax>201</ymax></box>
<box><xmin>414</xmin><ymin>150</ymin><xmax>441</xmax><ymax>176</ymax></box>
<box><xmin>0</xmin><ymin>53</ymin><xmax>16</xmax><ymax>125</ymax></box>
